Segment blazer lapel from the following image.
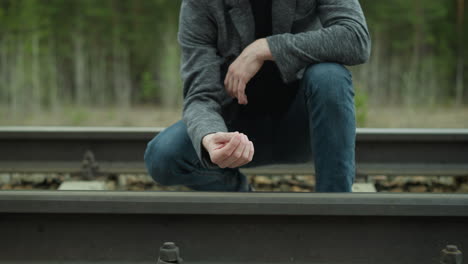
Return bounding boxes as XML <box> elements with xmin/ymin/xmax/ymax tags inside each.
<box><xmin>272</xmin><ymin>0</ymin><xmax>297</xmax><ymax>34</ymax></box>
<box><xmin>226</xmin><ymin>0</ymin><xmax>255</xmax><ymax>48</ymax></box>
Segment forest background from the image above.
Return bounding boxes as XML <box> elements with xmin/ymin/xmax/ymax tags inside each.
<box><xmin>0</xmin><ymin>0</ymin><xmax>466</xmax><ymax>128</ymax></box>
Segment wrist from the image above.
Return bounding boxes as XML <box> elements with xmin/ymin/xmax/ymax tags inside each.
<box><xmin>256</xmin><ymin>38</ymin><xmax>273</xmax><ymax>61</ymax></box>
<box><xmin>202</xmin><ymin>133</ymin><xmax>215</xmax><ymax>149</ymax></box>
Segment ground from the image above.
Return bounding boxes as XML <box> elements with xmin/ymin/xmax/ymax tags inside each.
<box><xmin>1</xmin><ymin>173</ymin><xmax>468</xmax><ymax>193</ymax></box>
<box><xmin>2</xmin><ymin>105</ymin><xmax>468</xmax><ymax>128</ymax></box>
<box><xmin>1</xmin><ymin>105</ymin><xmax>467</xmax><ymax>193</ymax></box>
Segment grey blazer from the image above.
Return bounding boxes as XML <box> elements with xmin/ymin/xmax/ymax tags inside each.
<box><xmin>178</xmin><ymin>0</ymin><xmax>371</xmax><ymax>168</ymax></box>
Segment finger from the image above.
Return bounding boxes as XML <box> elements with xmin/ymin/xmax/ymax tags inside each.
<box><xmin>226</xmin><ymin>73</ymin><xmax>232</xmax><ymax>97</ymax></box>
<box><xmin>212</xmin><ymin>133</ymin><xmax>241</xmax><ymax>167</ymax></box>
<box><xmin>236</xmin><ymin>78</ymin><xmax>244</xmax><ymax>104</ymax></box>
<box><xmin>237</xmin><ymin>80</ymin><xmax>248</xmax><ymax>105</ymax></box>
<box><xmin>231</xmin><ymin>77</ymin><xmax>239</xmax><ymax>100</ymax></box>
<box><xmin>223</xmin><ymin>133</ymin><xmax>241</xmax><ymax>154</ymax></box>
<box><xmin>230</xmin><ymin>75</ymin><xmax>237</xmax><ymax>98</ymax></box>
<box><xmin>224</xmin><ymin>134</ymin><xmax>248</xmax><ymax>168</ymax></box>
<box><xmin>218</xmin><ymin>133</ymin><xmax>241</xmax><ymax>156</ymax></box>
<box><xmin>224</xmin><ymin>71</ymin><xmax>233</xmax><ymax>97</ymax></box>
<box><xmin>213</xmin><ymin>132</ymin><xmax>238</xmax><ymax>150</ymax></box>
<box><xmin>214</xmin><ymin>142</ymin><xmax>227</xmax><ymax>150</ymax></box>
<box><xmin>236</xmin><ymin>79</ymin><xmax>243</xmax><ymax>104</ymax></box>
<box><xmin>247</xmin><ymin>141</ymin><xmax>254</xmax><ymax>162</ymax></box>
<box><xmin>220</xmin><ymin>134</ymin><xmax>246</xmax><ymax>168</ymax></box>
<box><xmin>224</xmin><ymin>71</ymin><xmax>230</xmax><ymax>90</ymax></box>
<box><xmin>241</xmin><ymin>82</ymin><xmax>248</xmax><ymax>104</ymax></box>
<box><xmin>212</xmin><ymin>132</ymin><xmax>236</xmax><ymax>143</ymax></box>
<box><xmin>227</xmin><ymin>136</ymin><xmax>249</xmax><ymax>168</ymax></box>
<box><xmin>231</xmin><ymin>137</ymin><xmax>252</xmax><ymax>168</ymax></box>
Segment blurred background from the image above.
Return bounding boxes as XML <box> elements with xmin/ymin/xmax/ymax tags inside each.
<box><xmin>0</xmin><ymin>0</ymin><xmax>466</xmax><ymax>128</ymax></box>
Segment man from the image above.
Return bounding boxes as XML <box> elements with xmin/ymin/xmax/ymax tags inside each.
<box><xmin>144</xmin><ymin>0</ymin><xmax>371</xmax><ymax>192</ymax></box>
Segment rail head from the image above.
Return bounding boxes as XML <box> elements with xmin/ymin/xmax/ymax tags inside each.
<box><xmin>0</xmin><ymin>191</ymin><xmax>467</xmax><ymax>216</ymax></box>
<box><xmin>357</xmin><ymin>128</ymin><xmax>468</xmax><ymax>141</ymax></box>
<box><xmin>0</xmin><ymin>126</ymin><xmax>164</xmax><ymax>140</ymax></box>
<box><xmin>1</xmin><ymin>127</ymin><xmax>467</xmax><ymax>175</ymax></box>
<box><xmin>1</xmin><ymin>127</ymin><xmax>468</xmax><ymax>141</ymax></box>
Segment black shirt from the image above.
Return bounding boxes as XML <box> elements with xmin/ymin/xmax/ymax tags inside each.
<box><xmin>250</xmin><ymin>0</ymin><xmax>272</xmax><ymax>38</ymax></box>
<box><xmin>242</xmin><ymin>0</ymin><xmax>298</xmax><ymax>116</ymax></box>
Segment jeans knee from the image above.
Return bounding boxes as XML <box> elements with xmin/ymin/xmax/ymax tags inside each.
<box><xmin>302</xmin><ymin>63</ymin><xmax>353</xmax><ymax>104</ymax></box>
<box><xmin>144</xmin><ymin>136</ymin><xmax>174</xmax><ymax>186</ymax></box>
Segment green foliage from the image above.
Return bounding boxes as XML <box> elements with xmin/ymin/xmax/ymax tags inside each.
<box><xmin>141</xmin><ymin>71</ymin><xmax>159</xmax><ymax>102</ymax></box>
<box><xmin>0</xmin><ymin>0</ymin><xmax>466</xmax><ymax>113</ymax></box>
<box><xmin>355</xmin><ymin>87</ymin><xmax>368</xmax><ymax>127</ymax></box>
<box><xmin>356</xmin><ymin>0</ymin><xmax>466</xmax><ymax>106</ymax></box>
<box><xmin>0</xmin><ymin>0</ymin><xmax>182</xmax><ymax>111</ymax></box>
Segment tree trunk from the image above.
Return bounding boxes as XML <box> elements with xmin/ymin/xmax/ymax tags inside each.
<box><xmin>47</xmin><ymin>40</ymin><xmax>59</xmax><ymax>112</ymax></box>
<box><xmin>73</xmin><ymin>11</ymin><xmax>88</xmax><ymax>106</ymax></box>
<box><xmin>74</xmin><ymin>33</ymin><xmax>87</xmax><ymax>106</ymax></box>
<box><xmin>0</xmin><ymin>36</ymin><xmax>8</xmax><ymax>107</ymax></box>
<box><xmin>407</xmin><ymin>0</ymin><xmax>424</xmax><ymax>107</ymax></box>
<box><xmin>31</xmin><ymin>32</ymin><xmax>42</xmax><ymax>112</ymax></box>
<box><xmin>160</xmin><ymin>20</ymin><xmax>182</xmax><ymax>108</ymax></box>
<box><xmin>455</xmin><ymin>0</ymin><xmax>465</xmax><ymax>106</ymax></box>
<box><xmin>91</xmin><ymin>47</ymin><xmax>108</xmax><ymax>106</ymax></box>
<box><xmin>112</xmin><ymin>32</ymin><xmax>132</xmax><ymax>109</ymax></box>
<box><xmin>11</xmin><ymin>39</ymin><xmax>25</xmax><ymax>116</ymax></box>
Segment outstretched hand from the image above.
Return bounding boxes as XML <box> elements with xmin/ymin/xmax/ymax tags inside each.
<box><xmin>202</xmin><ymin>132</ymin><xmax>254</xmax><ymax>168</ymax></box>
<box><xmin>224</xmin><ymin>38</ymin><xmax>272</xmax><ymax>105</ymax></box>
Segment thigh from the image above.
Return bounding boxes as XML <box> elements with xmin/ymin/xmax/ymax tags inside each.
<box><xmin>228</xmin><ymin>87</ymin><xmax>313</xmax><ymax>167</ymax></box>
<box><xmin>146</xmin><ymin>120</ymin><xmax>201</xmax><ymax>168</ymax></box>
<box><xmin>272</xmin><ymin>87</ymin><xmax>313</xmax><ymax>164</ymax></box>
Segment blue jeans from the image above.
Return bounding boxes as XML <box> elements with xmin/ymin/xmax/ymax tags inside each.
<box><xmin>144</xmin><ymin>63</ymin><xmax>356</xmax><ymax>192</ymax></box>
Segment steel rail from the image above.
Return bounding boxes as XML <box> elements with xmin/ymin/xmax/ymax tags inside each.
<box><xmin>0</xmin><ymin>191</ymin><xmax>467</xmax><ymax>263</ymax></box>
<box><xmin>1</xmin><ymin>191</ymin><xmax>468</xmax><ymax>216</ymax></box>
<box><xmin>0</xmin><ymin>127</ymin><xmax>467</xmax><ymax>176</ymax></box>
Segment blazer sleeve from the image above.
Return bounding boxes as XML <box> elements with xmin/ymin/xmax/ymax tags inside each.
<box><xmin>178</xmin><ymin>0</ymin><xmax>227</xmax><ymax>168</ymax></box>
<box><xmin>266</xmin><ymin>0</ymin><xmax>371</xmax><ymax>83</ymax></box>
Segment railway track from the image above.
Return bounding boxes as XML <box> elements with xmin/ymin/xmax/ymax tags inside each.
<box><xmin>0</xmin><ymin>127</ymin><xmax>468</xmax><ymax>177</ymax></box>
<box><xmin>1</xmin><ymin>128</ymin><xmax>467</xmax><ymax>263</ymax></box>
<box><xmin>0</xmin><ymin>191</ymin><xmax>467</xmax><ymax>264</ymax></box>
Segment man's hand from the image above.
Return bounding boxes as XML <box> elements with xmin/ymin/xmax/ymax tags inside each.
<box><xmin>202</xmin><ymin>132</ymin><xmax>254</xmax><ymax>168</ymax></box>
<box><xmin>224</xmin><ymin>38</ymin><xmax>273</xmax><ymax>105</ymax></box>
